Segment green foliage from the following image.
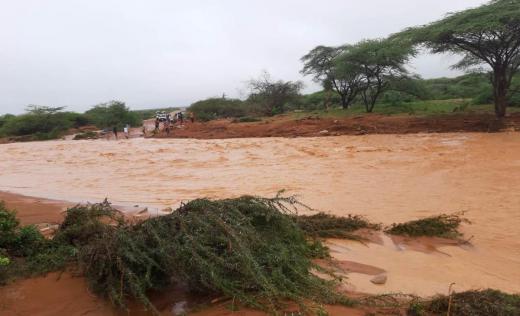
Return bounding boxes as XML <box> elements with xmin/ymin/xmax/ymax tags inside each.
<box><xmin>0</xmin><ymin>256</ymin><xmax>9</xmax><ymax>266</ymax></box>
<box><xmin>0</xmin><ymin>114</ymin><xmax>15</xmax><ymax>130</ymax></box>
<box><xmin>394</xmin><ymin>0</ymin><xmax>520</xmax><ymax>117</ymax></box>
<box><xmin>296</xmin><ymin>90</ymin><xmax>342</xmax><ymax>110</ymax></box>
<box><xmin>231</xmin><ymin>116</ymin><xmax>262</xmax><ymax>123</ymax></box>
<box><xmin>248</xmin><ymin>72</ymin><xmax>304</xmax><ymax>116</ymax></box>
<box><xmin>0</xmin><ymin>201</ymin><xmax>73</xmax><ymax>283</ymax></box>
<box><xmin>0</xmin><ymin>106</ymin><xmax>88</xmax><ymax>140</ymax></box>
<box><xmin>385</xmin><ymin>213</ymin><xmax>469</xmax><ymax>239</ymax></box>
<box><xmin>411</xmin><ymin>289</ymin><xmax>520</xmax><ymax>316</ymax></box>
<box><xmin>12</xmin><ymin>226</ymin><xmax>46</xmax><ymax>257</ymax></box>
<box><xmin>337</xmin><ymin>39</ymin><xmax>416</xmax><ymax>113</ymax></box>
<box><xmin>422</xmin><ymin>73</ymin><xmax>492</xmax><ymax>101</ymax></box>
<box><xmin>51</xmin><ymin>197</ymin><xmax>351</xmax><ymax>314</ymax></box>
<box><xmin>0</xmin><ymin>202</ymin><xmax>19</xmax><ymax>249</ymax></box>
<box><xmin>85</xmin><ymin>101</ymin><xmax>141</xmax><ymax>129</ymax></box>
<box><xmin>25</xmin><ymin>243</ymin><xmax>76</xmax><ymax>276</ymax></box>
<box><xmin>301</xmin><ymin>45</ymin><xmax>362</xmax><ymax>109</ymax></box>
<box><xmin>296</xmin><ymin>213</ymin><xmax>381</xmax><ymax>239</ymax></box>
<box><xmin>189</xmin><ymin>98</ymin><xmax>247</xmax><ymax>121</ymax></box>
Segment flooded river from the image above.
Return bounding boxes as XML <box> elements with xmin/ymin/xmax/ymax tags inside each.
<box><xmin>0</xmin><ymin>133</ymin><xmax>519</xmax><ymax>297</ymax></box>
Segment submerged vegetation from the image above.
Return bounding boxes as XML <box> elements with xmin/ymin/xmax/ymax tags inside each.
<box><xmin>385</xmin><ymin>213</ymin><xmax>469</xmax><ymax>239</ymax></box>
<box><xmin>296</xmin><ymin>213</ymin><xmax>380</xmax><ymax>239</ymax></box>
<box><xmin>408</xmin><ymin>289</ymin><xmax>520</xmax><ymax>316</ymax></box>
<box><xmin>0</xmin><ymin>197</ymin><xmax>512</xmax><ymax>315</ymax></box>
<box><xmin>0</xmin><ymin>197</ymin><xmax>355</xmax><ymax>314</ymax></box>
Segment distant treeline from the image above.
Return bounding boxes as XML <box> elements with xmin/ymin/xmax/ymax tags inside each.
<box><xmin>188</xmin><ymin>73</ymin><xmax>520</xmax><ymax>121</ymax></box>
<box><xmin>0</xmin><ymin>101</ymin><xmax>144</xmax><ymax>141</ymax></box>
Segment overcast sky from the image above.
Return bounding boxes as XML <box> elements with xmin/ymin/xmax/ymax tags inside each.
<box><xmin>0</xmin><ymin>0</ymin><xmax>488</xmax><ymax>114</ymax></box>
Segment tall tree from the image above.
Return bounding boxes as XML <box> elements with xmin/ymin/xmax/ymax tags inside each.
<box><xmin>301</xmin><ymin>45</ymin><xmax>363</xmax><ymax>109</ymax></box>
<box><xmin>247</xmin><ymin>71</ymin><xmax>303</xmax><ymax>116</ymax></box>
<box><xmin>337</xmin><ymin>39</ymin><xmax>415</xmax><ymax>113</ymax></box>
<box><xmin>396</xmin><ymin>0</ymin><xmax>520</xmax><ymax>117</ymax></box>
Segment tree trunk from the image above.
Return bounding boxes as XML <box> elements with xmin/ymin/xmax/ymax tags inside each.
<box><xmin>495</xmin><ymin>92</ymin><xmax>507</xmax><ymax>118</ymax></box>
<box><xmin>340</xmin><ymin>94</ymin><xmax>348</xmax><ymax>109</ymax></box>
<box><xmin>492</xmin><ymin>68</ymin><xmax>509</xmax><ymax>118</ymax></box>
<box><xmin>325</xmin><ymin>89</ymin><xmax>331</xmax><ymax>111</ymax></box>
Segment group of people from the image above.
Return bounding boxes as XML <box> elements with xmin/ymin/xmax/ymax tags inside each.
<box><xmin>111</xmin><ymin>124</ymin><xmax>131</xmax><ymax>140</ymax></box>
<box><xmin>154</xmin><ymin>111</ymin><xmax>194</xmax><ymax>135</ymax></box>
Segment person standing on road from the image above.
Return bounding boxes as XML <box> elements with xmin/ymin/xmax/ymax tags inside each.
<box><xmin>123</xmin><ymin>124</ymin><xmax>130</xmax><ymax>139</ymax></box>
<box><xmin>113</xmin><ymin>126</ymin><xmax>118</xmax><ymax>140</ymax></box>
<box><xmin>155</xmin><ymin>118</ymin><xmax>160</xmax><ymax>132</ymax></box>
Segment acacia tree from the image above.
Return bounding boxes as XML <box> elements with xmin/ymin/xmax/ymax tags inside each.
<box><xmin>248</xmin><ymin>72</ymin><xmax>303</xmax><ymax>116</ymax></box>
<box><xmin>397</xmin><ymin>0</ymin><xmax>520</xmax><ymax>117</ymax></box>
<box><xmin>301</xmin><ymin>45</ymin><xmax>363</xmax><ymax>109</ymax></box>
<box><xmin>337</xmin><ymin>39</ymin><xmax>415</xmax><ymax>113</ymax></box>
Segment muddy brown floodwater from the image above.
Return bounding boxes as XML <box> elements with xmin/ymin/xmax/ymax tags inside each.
<box><xmin>0</xmin><ymin>133</ymin><xmax>519</xmax><ymax>299</ymax></box>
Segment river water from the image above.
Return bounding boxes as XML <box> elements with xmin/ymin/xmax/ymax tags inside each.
<box><xmin>0</xmin><ymin>133</ymin><xmax>519</xmax><ymax>296</ymax></box>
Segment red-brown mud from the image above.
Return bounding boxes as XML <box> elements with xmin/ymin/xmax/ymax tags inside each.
<box><xmin>152</xmin><ymin>113</ymin><xmax>520</xmax><ymax>139</ymax></box>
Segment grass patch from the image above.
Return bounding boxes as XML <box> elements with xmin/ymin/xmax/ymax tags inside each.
<box><xmin>408</xmin><ymin>289</ymin><xmax>520</xmax><ymax>316</ymax></box>
<box><xmin>231</xmin><ymin>116</ymin><xmax>262</xmax><ymax>123</ymax></box>
<box><xmin>385</xmin><ymin>213</ymin><xmax>469</xmax><ymax>239</ymax></box>
<box><xmin>289</xmin><ymin>99</ymin><xmax>520</xmax><ymax>120</ymax></box>
<box><xmin>296</xmin><ymin>213</ymin><xmax>381</xmax><ymax>239</ymax></box>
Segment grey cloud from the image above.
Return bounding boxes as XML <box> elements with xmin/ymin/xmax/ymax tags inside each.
<box><xmin>0</xmin><ymin>0</ymin><xmax>488</xmax><ymax>114</ymax></box>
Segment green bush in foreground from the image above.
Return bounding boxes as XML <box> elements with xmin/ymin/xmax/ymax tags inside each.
<box><xmin>0</xmin><ymin>202</ymin><xmax>76</xmax><ymax>284</ymax></box>
<box><xmin>385</xmin><ymin>213</ymin><xmax>469</xmax><ymax>239</ymax></box>
<box><xmin>52</xmin><ymin>197</ymin><xmax>352</xmax><ymax>314</ymax></box>
<box><xmin>408</xmin><ymin>289</ymin><xmax>520</xmax><ymax>316</ymax></box>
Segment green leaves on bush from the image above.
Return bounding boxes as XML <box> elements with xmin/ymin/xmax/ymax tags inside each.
<box><xmin>85</xmin><ymin>101</ymin><xmax>141</xmax><ymax>129</ymax></box>
<box><xmin>189</xmin><ymin>98</ymin><xmax>248</xmax><ymax>121</ymax></box>
<box><xmin>296</xmin><ymin>213</ymin><xmax>381</xmax><ymax>239</ymax></box>
<box><xmin>385</xmin><ymin>213</ymin><xmax>470</xmax><ymax>239</ymax></box>
<box><xmin>57</xmin><ymin>197</ymin><xmax>350</xmax><ymax>313</ymax></box>
<box><xmin>409</xmin><ymin>289</ymin><xmax>520</xmax><ymax>316</ymax></box>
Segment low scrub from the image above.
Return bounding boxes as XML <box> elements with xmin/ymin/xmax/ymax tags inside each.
<box><xmin>385</xmin><ymin>213</ymin><xmax>469</xmax><ymax>239</ymax></box>
<box><xmin>296</xmin><ymin>213</ymin><xmax>381</xmax><ymax>239</ymax></box>
<box><xmin>231</xmin><ymin>116</ymin><xmax>262</xmax><ymax>123</ymax></box>
<box><xmin>408</xmin><ymin>289</ymin><xmax>520</xmax><ymax>316</ymax></box>
<box><xmin>68</xmin><ymin>197</ymin><xmax>351</xmax><ymax>313</ymax></box>
<box><xmin>189</xmin><ymin>98</ymin><xmax>248</xmax><ymax>121</ymax></box>
<box><xmin>1</xmin><ymin>197</ymin><xmax>355</xmax><ymax>314</ymax></box>
<box><xmin>0</xmin><ymin>202</ymin><xmax>73</xmax><ymax>283</ymax></box>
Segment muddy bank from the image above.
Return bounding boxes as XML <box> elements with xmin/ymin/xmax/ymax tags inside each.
<box><xmin>0</xmin><ymin>272</ymin><xmax>374</xmax><ymax>316</ymax></box>
<box><xmin>0</xmin><ymin>191</ymin><xmax>70</xmax><ymax>225</ymax></box>
<box><xmin>152</xmin><ymin>112</ymin><xmax>520</xmax><ymax>139</ymax></box>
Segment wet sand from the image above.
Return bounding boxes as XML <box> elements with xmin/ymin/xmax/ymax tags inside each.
<box><xmin>0</xmin><ymin>133</ymin><xmax>519</xmax><ymax>299</ymax></box>
<box><xmin>0</xmin><ymin>191</ymin><xmax>70</xmax><ymax>225</ymax></box>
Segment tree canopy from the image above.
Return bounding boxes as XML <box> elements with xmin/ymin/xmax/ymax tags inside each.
<box><xmin>85</xmin><ymin>101</ymin><xmax>141</xmax><ymax>129</ymax></box>
<box><xmin>247</xmin><ymin>71</ymin><xmax>303</xmax><ymax>116</ymax></box>
<box><xmin>301</xmin><ymin>45</ymin><xmax>363</xmax><ymax>109</ymax></box>
<box><xmin>336</xmin><ymin>39</ymin><xmax>415</xmax><ymax>112</ymax></box>
<box><xmin>395</xmin><ymin>0</ymin><xmax>520</xmax><ymax>117</ymax></box>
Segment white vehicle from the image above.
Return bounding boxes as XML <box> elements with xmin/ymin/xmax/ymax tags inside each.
<box><xmin>155</xmin><ymin>111</ymin><xmax>168</xmax><ymax>122</ymax></box>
